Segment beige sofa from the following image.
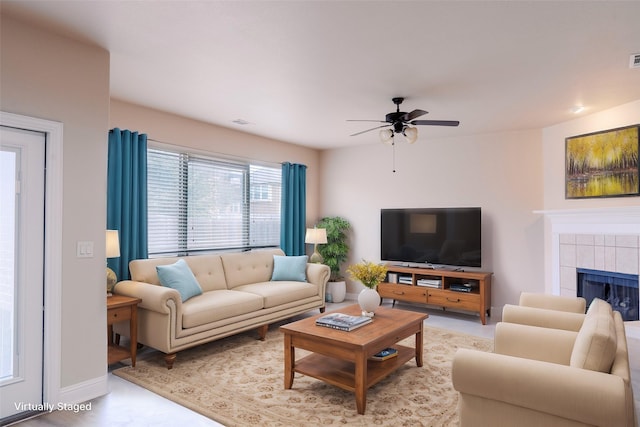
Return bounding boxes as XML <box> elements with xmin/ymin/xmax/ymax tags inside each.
<box><xmin>113</xmin><ymin>248</ymin><xmax>330</xmax><ymax>369</ymax></box>
<box><xmin>452</xmin><ymin>298</ymin><xmax>636</xmax><ymax>427</ymax></box>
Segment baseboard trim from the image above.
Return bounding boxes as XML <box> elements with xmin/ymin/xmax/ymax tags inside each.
<box><xmin>55</xmin><ymin>374</ymin><xmax>109</xmax><ymax>406</ymax></box>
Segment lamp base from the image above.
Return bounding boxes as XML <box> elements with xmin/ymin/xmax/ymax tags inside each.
<box><xmin>107</xmin><ymin>267</ymin><xmax>118</xmax><ymax>295</ymax></box>
<box><xmin>309</xmin><ymin>249</ymin><xmax>324</xmax><ymax>264</ymax></box>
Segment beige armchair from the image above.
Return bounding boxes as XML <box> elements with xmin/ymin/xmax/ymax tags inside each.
<box><xmin>452</xmin><ymin>298</ymin><xmax>636</xmax><ymax>427</ymax></box>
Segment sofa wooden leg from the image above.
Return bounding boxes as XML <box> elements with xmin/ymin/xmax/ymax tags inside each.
<box><xmin>257</xmin><ymin>324</ymin><xmax>268</xmax><ymax>340</ymax></box>
<box><xmin>319</xmin><ymin>307</ymin><xmax>326</xmax><ymax>313</ymax></box>
<box><xmin>165</xmin><ymin>353</ymin><xmax>176</xmax><ymax>370</ymax></box>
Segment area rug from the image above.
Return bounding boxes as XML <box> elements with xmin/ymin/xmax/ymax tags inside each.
<box><xmin>113</xmin><ymin>325</ymin><xmax>492</xmax><ymax>426</ymax></box>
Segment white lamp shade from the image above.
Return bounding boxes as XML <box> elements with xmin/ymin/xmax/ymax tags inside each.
<box><xmin>106</xmin><ymin>229</ymin><xmax>120</xmax><ymax>258</ymax></box>
<box><xmin>379</xmin><ymin>129</ymin><xmax>394</xmax><ymax>145</ymax></box>
<box><xmin>305</xmin><ymin>228</ymin><xmax>327</xmax><ymax>244</ymax></box>
<box><xmin>403</xmin><ymin>126</ymin><xmax>418</xmax><ymax>144</ymax></box>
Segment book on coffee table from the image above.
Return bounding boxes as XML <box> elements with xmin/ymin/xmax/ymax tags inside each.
<box><xmin>370</xmin><ymin>347</ymin><xmax>398</xmax><ymax>361</ymax></box>
<box><xmin>315</xmin><ymin>312</ymin><xmax>372</xmax><ymax>331</ymax></box>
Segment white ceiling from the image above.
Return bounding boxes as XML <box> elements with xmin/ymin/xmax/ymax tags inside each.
<box><xmin>3</xmin><ymin>1</ymin><xmax>640</xmax><ymax>149</ymax></box>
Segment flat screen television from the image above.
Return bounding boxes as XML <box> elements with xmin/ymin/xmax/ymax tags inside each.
<box><xmin>381</xmin><ymin>207</ymin><xmax>481</xmax><ymax>268</ymax></box>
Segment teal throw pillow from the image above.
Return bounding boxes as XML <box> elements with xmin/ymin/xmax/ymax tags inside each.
<box><xmin>271</xmin><ymin>255</ymin><xmax>308</xmax><ymax>282</ymax></box>
<box><xmin>156</xmin><ymin>259</ymin><xmax>203</xmax><ymax>302</ymax></box>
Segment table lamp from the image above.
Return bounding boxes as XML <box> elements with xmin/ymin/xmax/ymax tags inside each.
<box><xmin>305</xmin><ymin>227</ymin><xmax>327</xmax><ymax>264</ymax></box>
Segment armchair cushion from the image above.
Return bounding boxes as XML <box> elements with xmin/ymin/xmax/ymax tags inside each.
<box><xmin>570</xmin><ymin>298</ymin><xmax>617</xmax><ymax>373</ymax></box>
<box><xmin>156</xmin><ymin>259</ymin><xmax>203</xmax><ymax>302</ymax></box>
<box><xmin>502</xmin><ymin>304</ymin><xmax>585</xmax><ymax>331</ymax></box>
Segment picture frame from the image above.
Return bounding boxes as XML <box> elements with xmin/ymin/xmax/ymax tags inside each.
<box><xmin>565</xmin><ymin>124</ymin><xmax>640</xmax><ymax>199</ymax></box>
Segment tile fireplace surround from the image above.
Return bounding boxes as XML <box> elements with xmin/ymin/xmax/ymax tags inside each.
<box><xmin>538</xmin><ymin>206</ymin><xmax>640</xmax><ymax>338</ymax></box>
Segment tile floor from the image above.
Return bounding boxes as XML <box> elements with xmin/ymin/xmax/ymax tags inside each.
<box><xmin>8</xmin><ymin>300</ymin><xmax>640</xmax><ymax>426</ymax></box>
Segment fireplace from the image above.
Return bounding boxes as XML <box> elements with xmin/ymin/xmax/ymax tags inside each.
<box><xmin>538</xmin><ymin>206</ymin><xmax>640</xmax><ymax>334</ymax></box>
<box><xmin>577</xmin><ymin>268</ymin><xmax>639</xmax><ymax>321</ymax></box>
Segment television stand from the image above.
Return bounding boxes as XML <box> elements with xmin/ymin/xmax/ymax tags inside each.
<box><xmin>378</xmin><ymin>264</ymin><xmax>493</xmax><ymax>325</ymax></box>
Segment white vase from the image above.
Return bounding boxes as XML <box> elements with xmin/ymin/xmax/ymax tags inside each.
<box><xmin>358</xmin><ymin>287</ymin><xmax>381</xmax><ymax>317</ymax></box>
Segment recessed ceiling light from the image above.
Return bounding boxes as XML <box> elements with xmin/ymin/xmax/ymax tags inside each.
<box><xmin>570</xmin><ymin>105</ymin><xmax>585</xmax><ymax>114</ymax></box>
<box><xmin>232</xmin><ymin>119</ymin><xmax>251</xmax><ymax>125</ymax></box>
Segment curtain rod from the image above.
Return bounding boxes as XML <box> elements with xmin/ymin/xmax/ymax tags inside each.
<box><xmin>147</xmin><ymin>137</ymin><xmax>283</xmax><ymax>167</ymax></box>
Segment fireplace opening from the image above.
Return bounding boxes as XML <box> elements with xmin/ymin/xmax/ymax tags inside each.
<box><xmin>577</xmin><ymin>268</ymin><xmax>639</xmax><ymax>321</ymax></box>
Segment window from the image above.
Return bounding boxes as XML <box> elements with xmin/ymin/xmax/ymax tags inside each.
<box><xmin>147</xmin><ymin>146</ymin><xmax>281</xmax><ymax>256</ymax></box>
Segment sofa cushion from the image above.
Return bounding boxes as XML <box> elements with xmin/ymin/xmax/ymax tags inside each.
<box><xmin>570</xmin><ymin>298</ymin><xmax>617</xmax><ymax>373</ymax></box>
<box><xmin>181</xmin><ymin>290</ymin><xmax>264</xmax><ymax>328</ymax></box>
<box><xmin>271</xmin><ymin>255</ymin><xmax>308</xmax><ymax>282</ymax></box>
<box><xmin>156</xmin><ymin>259</ymin><xmax>203</xmax><ymax>302</ymax></box>
<box><xmin>234</xmin><ymin>281</ymin><xmax>319</xmax><ymax>308</ymax></box>
<box><xmin>221</xmin><ymin>248</ymin><xmax>284</xmax><ymax>289</ymax></box>
<box><xmin>183</xmin><ymin>255</ymin><xmax>227</xmax><ymax>292</ymax></box>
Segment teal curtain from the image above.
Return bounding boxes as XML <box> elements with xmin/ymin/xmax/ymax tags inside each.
<box><xmin>280</xmin><ymin>162</ymin><xmax>307</xmax><ymax>256</ymax></box>
<box><xmin>107</xmin><ymin>128</ymin><xmax>148</xmax><ymax>281</ymax></box>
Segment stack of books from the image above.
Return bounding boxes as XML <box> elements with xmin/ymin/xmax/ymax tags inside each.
<box><xmin>315</xmin><ymin>313</ymin><xmax>372</xmax><ymax>331</ymax></box>
<box><xmin>417</xmin><ymin>278</ymin><xmax>442</xmax><ymax>288</ymax></box>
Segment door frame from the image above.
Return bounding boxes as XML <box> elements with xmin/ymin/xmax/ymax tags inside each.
<box><xmin>1</xmin><ymin>111</ymin><xmax>63</xmax><ymax>405</ymax></box>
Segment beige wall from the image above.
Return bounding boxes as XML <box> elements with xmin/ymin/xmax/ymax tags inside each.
<box><xmin>109</xmin><ymin>99</ymin><xmax>322</xmax><ymax>224</ymax></box>
<box><xmin>1</xmin><ymin>14</ymin><xmax>110</xmax><ymax>388</ymax></box>
<box><xmin>320</xmin><ymin>129</ymin><xmax>545</xmax><ymax>309</ymax></box>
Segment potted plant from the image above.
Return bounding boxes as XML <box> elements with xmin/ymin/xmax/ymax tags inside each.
<box><xmin>346</xmin><ymin>260</ymin><xmax>388</xmax><ymax>316</ymax></box>
<box><xmin>316</xmin><ymin>216</ymin><xmax>350</xmax><ymax>303</ymax></box>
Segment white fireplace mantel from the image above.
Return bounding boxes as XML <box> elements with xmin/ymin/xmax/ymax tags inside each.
<box><xmin>535</xmin><ymin>206</ymin><xmax>640</xmax><ymax>235</ymax></box>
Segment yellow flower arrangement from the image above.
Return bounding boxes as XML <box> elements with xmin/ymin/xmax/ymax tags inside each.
<box><xmin>346</xmin><ymin>260</ymin><xmax>388</xmax><ymax>289</ymax></box>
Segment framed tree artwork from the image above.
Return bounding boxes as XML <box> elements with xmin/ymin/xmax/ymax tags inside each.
<box><xmin>565</xmin><ymin>124</ymin><xmax>639</xmax><ymax>199</ymax></box>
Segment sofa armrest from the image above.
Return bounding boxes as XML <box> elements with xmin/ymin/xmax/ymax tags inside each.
<box><xmin>519</xmin><ymin>292</ymin><xmax>586</xmax><ymax>313</ymax></box>
<box><xmin>494</xmin><ymin>322</ymin><xmax>577</xmax><ymax>365</ymax></box>
<box><xmin>113</xmin><ymin>280</ymin><xmax>182</xmax><ymax>314</ymax></box>
<box><xmin>502</xmin><ymin>304</ymin><xmax>585</xmax><ymax>331</ymax></box>
<box><xmin>452</xmin><ymin>348</ymin><xmax>628</xmax><ymax>427</ymax></box>
<box><xmin>306</xmin><ymin>263</ymin><xmax>330</xmax><ymax>294</ymax></box>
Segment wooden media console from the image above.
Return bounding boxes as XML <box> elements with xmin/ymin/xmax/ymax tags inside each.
<box><xmin>378</xmin><ymin>265</ymin><xmax>493</xmax><ymax>324</ymax></box>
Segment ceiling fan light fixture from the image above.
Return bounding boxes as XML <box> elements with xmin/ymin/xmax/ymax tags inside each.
<box><xmin>403</xmin><ymin>126</ymin><xmax>418</xmax><ymax>144</ymax></box>
<box><xmin>380</xmin><ymin>128</ymin><xmax>394</xmax><ymax>145</ymax></box>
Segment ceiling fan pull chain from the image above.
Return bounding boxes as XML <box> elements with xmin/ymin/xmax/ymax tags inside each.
<box><xmin>392</xmin><ymin>139</ymin><xmax>396</xmax><ymax>173</ymax></box>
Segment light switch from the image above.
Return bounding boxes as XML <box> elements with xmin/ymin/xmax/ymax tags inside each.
<box><xmin>77</xmin><ymin>241</ymin><xmax>94</xmax><ymax>258</ymax></box>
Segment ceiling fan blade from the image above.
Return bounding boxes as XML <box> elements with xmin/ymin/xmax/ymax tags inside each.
<box><xmin>346</xmin><ymin>119</ymin><xmax>387</xmax><ymax>123</ymax></box>
<box><xmin>400</xmin><ymin>109</ymin><xmax>428</xmax><ymax>122</ymax></box>
<box><xmin>350</xmin><ymin>124</ymin><xmax>390</xmax><ymax>136</ymax></box>
<box><xmin>411</xmin><ymin>120</ymin><xmax>460</xmax><ymax>127</ymax></box>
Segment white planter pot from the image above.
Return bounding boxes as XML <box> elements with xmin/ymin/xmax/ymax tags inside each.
<box><xmin>358</xmin><ymin>287</ymin><xmax>381</xmax><ymax>317</ymax></box>
<box><xmin>326</xmin><ymin>281</ymin><xmax>346</xmax><ymax>303</ymax></box>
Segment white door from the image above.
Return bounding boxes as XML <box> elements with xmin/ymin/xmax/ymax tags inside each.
<box><xmin>0</xmin><ymin>126</ymin><xmax>45</xmax><ymax>419</ymax></box>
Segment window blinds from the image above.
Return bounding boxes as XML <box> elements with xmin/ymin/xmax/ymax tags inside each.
<box><xmin>147</xmin><ymin>147</ymin><xmax>281</xmax><ymax>256</ymax></box>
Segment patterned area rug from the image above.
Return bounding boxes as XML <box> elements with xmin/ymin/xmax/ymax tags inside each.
<box><xmin>113</xmin><ymin>324</ymin><xmax>492</xmax><ymax>426</ymax></box>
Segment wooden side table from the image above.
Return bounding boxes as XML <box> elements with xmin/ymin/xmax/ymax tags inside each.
<box><xmin>107</xmin><ymin>294</ymin><xmax>141</xmax><ymax>366</ymax></box>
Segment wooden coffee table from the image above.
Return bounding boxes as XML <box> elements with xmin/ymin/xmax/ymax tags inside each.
<box><xmin>280</xmin><ymin>304</ymin><xmax>428</xmax><ymax>414</ymax></box>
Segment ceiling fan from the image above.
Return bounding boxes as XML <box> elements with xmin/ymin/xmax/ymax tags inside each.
<box><xmin>348</xmin><ymin>97</ymin><xmax>460</xmax><ymax>144</ymax></box>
